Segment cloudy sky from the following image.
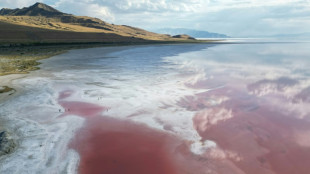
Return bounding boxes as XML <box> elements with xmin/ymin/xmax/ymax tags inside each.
<box><xmin>1</xmin><ymin>0</ymin><xmax>310</xmax><ymax>37</ymax></box>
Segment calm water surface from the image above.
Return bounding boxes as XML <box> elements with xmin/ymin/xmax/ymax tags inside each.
<box><xmin>1</xmin><ymin>41</ymin><xmax>310</xmax><ymax>174</ymax></box>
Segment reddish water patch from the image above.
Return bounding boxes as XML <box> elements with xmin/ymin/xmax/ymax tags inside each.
<box><xmin>294</xmin><ymin>86</ymin><xmax>310</xmax><ymax>103</ymax></box>
<box><xmin>70</xmin><ymin>116</ymin><xmax>183</xmax><ymax>174</ymax></box>
<box><xmin>58</xmin><ymin>90</ymin><xmax>74</xmax><ymax>100</ymax></box>
<box><xmin>58</xmin><ymin>90</ymin><xmax>106</xmax><ymax>117</ymax></box>
<box><xmin>192</xmin><ymin>86</ymin><xmax>310</xmax><ymax>174</ymax></box>
<box><xmin>70</xmin><ymin>114</ymin><xmax>244</xmax><ymax>174</ymax></box>
<box><xmin>57</xmin><ymin>90</ymin><xmax>217</xmax><ymax>174</ymax></box>
<box><xmin>59</xmin><ymin>101</ymin><xmax>105</xmax><ymax>117</ymax></box>
<box><xmin>247</xmin><ymin>77</ymin><xmax>299</xmax><ymax>93</ymax></box>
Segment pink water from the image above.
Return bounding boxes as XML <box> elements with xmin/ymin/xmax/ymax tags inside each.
<box><xmin>53</xmin><ymin>43</ymin><xmax>310</xmax><ymax>174</ymax></box>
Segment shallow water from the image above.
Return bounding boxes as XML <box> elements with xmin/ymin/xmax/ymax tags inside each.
<box><xmin>1</xmin><ymin>42</ymin><xmax>310</xmax><ymax>174</ymax></box>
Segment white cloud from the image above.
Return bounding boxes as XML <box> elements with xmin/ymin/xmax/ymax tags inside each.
<box><xmin>92</xmin><ymin>0</ymin><xmax>310</xmax><ymax>14</ymax></box>
<box><xmin>207</xmin><ymin>0</ymin><xmax>309</xmax><ymax>9</ymax></box>
<box><xmin>65</xmin><ymin>0</ymin><xmax>209</xmax><ymax>14</ymax></box>
<box><xmin>54</xmin><ymin>0</ymin><xmax>114</xmax><ymax>21</ymax></box>
<box><xmin>263</xmin><ymin>16</ymin><xmax>310</xmax><ymax>29</ymax></box>
<box><xmin>0</xmin><ymin>0</ymin><xmax>43</xmax><ymax>8</ymax></box>
<box><xmin>1</xmin><ymin>0</ymin><xmax>310</xmax><ymax>36</ymax></box>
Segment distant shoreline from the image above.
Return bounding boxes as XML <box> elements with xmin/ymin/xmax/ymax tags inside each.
<box><xmin>0</xmin><ymin>40</ymin><xmax>220</xmax><ymax>76</ymax></box>
<box><xmin>0</xmin><ymin>41</ymin><xmax>220</xmax><ymax>101</ymax></box>
<box><xmin>0</xmin><ymin>39</ymin><xmax>217</xmax><ymax>47</ymax></box>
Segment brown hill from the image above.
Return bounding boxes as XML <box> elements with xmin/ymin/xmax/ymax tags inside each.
<box><xmin>0</xmin><ymin>2</ymin><xmax>64</xmax><ymax>16</ymax></box>
<box><xmin>172</xmin><ymin>34</ymin><xmax>196</xmax><ymax>40</ymax></box>
<box><xmin>0</xmin><ymin>2</ymin><xmax>195</xmax><ymax>45</ymax></box>
<box><xmin>0</xmin><ymin>20</ymin><xmax>148</xmax><ymax>44</ymax></box>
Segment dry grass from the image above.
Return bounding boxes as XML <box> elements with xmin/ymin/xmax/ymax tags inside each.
<box><xmin>0</xmin><ymin>16</ymin><xmax>105</xmax><ymax>32</ymax></box>
<box><xmin>0</xmin><ymin>16</ymin><xmax>174</xmax><ymax>41</ymax></box>
<box><xmin>0</xmin><ymin>20</ymin><xmax>176</xmax><ymax>45</ymax></box>
<box><xmin>0</xmin><ymin>46</ymin><xmax>67</xmax><ymax>76</ymax></box>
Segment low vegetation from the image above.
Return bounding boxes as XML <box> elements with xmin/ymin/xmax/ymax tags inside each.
<box><xmin>0</xmin><ymin>46</ymin><xmax>67</xmax><ymax>76</ymax></box>
<box><xmin>0</xmin><ymin>86</ymin><xmax>14</xmax><ymax>93</ymax></box>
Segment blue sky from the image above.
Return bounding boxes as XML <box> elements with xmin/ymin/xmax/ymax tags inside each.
<box><xmin>1</xmin><ymin>0</ymin><xmax>310</xmax><ymax>37</ymax></box>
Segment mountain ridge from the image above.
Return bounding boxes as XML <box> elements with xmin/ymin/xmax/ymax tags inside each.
<box><xmin>0</xmin><ymin>3</ymin><xmax>107</xmax><ymax>25</ymax></box>
<box><xmin>0</xmin><ymin>2</ymin><xmax>64</xmax><ymax>17</ymax></box>
<box><xmin>0</xmin><ymin>2</ymin><xmax>200</xmax><ymax>45</ymax></box>
<box><xmin>155</xmin><ymin>28</ymin><xmax>229</xmax><ymax>38</ymax></box>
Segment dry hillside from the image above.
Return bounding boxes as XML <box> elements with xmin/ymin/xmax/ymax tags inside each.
<box><xmin>0</xmin><ymin>2</ymin><xmax>194</xmax><ymax>45</ymax></box>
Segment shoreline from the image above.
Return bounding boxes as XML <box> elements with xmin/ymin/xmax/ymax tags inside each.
<box><xmin>0</xmin><ymin>74</ymin><xmax>26</xmax><ymax>102</ymax></box>
<box><xmin>0</xmin><ymin>43</ymin><xmax>157</xmax><ymax>159</ymax></box>
<box><xmin>0</xmin><ymin>74</ymin><xmax>28</xmax><ymax>157</ymax></box>
<box><xmin>0</xmin><ymin>41</ymin><xmax>219</xmax><ymax>77</ymax></box>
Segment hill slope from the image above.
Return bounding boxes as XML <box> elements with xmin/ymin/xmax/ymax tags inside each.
<box><xmin>0</xmin><ymin>3</ymin><xmax>195</xmax><ymax>45</ymax></box>
<box><xmin>0</xmin><ymin>20</ymin><xmax>149</xmax><ymax>44</ymax></box>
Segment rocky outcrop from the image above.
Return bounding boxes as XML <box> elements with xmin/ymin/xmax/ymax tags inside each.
<box><xmin>0</xmin><ymin>86</ymin><xmax>14</xmax><ymax>94</ymax></box>
<box><xmin>156</xmin><ymin>28</ymin><xmax>229</xmax><ymax>38</ymax></box>
<box><xmin>172</xmin><ymin>34</ymin><xmax>196</xmax><ymax>40</ymax></box>
<box><xmin>0</xmin><ymin>2</ymin><xmax>64</xmax><ymax>17</ymax></box>
<box><xmin>0</xmin><ymin>131</ymin><xmax>16</xmax><ymax>156</ymax></box>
